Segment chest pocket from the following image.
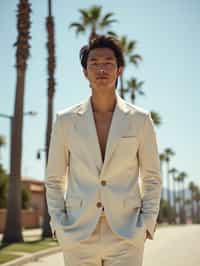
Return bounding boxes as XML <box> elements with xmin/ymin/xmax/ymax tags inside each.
<box><xmin>117</xmin><ymin>136</ymin><xmax>138</xmax><ymax>153</ymax></box>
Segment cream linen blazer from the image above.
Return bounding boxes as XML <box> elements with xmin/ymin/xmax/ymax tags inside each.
<box><xmin>45</xmin><ymin>92</ymin><xmax>162</xmax><ymax>249</ymax></box>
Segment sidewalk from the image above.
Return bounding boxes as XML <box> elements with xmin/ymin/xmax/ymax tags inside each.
<box><xmin>0</xmin><ymin>229</ymin><xmax>42</xmax><ymax>243</ymax></box>
<box><xmin>0</xmin><ymin>229</ymin><xmax>61</xmax><ymax>265</ymax></box>
<box><xmin>1</xmin><ymin>246</ymin><xmax>61</xmax><ymax>266</ymax></box>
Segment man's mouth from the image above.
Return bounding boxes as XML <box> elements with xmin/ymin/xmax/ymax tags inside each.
<box><xmin>96</xmin><ymin>76</ymin><xmax>108</xmax><ymax>80</ymax></box>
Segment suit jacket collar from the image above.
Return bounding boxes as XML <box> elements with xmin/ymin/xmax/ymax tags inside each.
<box><xmin>76</xmin><ymin>91</ymin><xmax>130</xmax><ymax>115</ymax></box>
<box><xmin>74</xmin><ymin>92</ymin><xmax>132</xmax><ymax>178</ymax></box>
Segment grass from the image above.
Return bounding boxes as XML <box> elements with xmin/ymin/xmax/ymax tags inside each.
<box><xmin>0</xmin><ymin>238</ymin><xmax>58</xmax><ymax>264</ymax></box>
<box><xmin>0</xmin><ymin>253</ymin><xmax>21</xmax><ymax>265</ymax></box>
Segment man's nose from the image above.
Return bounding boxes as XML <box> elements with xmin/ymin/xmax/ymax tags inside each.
<box><xmin>97</xmin><ymin>68</ymin><xmax>105</xmax><ymax>74</ymax></box>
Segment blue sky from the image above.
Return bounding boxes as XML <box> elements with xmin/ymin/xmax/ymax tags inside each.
<box><xmin>0</xmin><ymin>0</ymin><xmax>200</xmax><ymax>191</ymax></box>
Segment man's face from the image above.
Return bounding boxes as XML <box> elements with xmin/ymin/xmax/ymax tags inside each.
<box><xmin>83</xmin><ymin>48</ymin><xmax>123</xmax><ymax>92</ymax></box>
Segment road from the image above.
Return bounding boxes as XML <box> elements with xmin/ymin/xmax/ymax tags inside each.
<box><xmin>143</xmin><ymin>224</ymin><xmax>200</xmax><ymax>266</ymax></box>
<box><xmin>24</xmin><ymin>224</ymin><xmax>200</xmax><ymax>266</ymax></box>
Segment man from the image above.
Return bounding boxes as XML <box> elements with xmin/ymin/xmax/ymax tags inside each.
<box><xmin>45</xmin><ymin>35</ymin><xmax>162</xmax><ymax>266</ymax></box>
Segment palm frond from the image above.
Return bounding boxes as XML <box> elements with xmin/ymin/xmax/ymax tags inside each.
<box><xmin>150</xmin><ymin>110</ymin><xmax>162</xmax><ymax>126</ymax></box>
<box><xmin>90</xmin><ymin>5</ymin><xmax>102</xmax><ymax>21</ymax></box>
<box><xmin>100</xmin><ymin>19</ymin><xmax>116</xmax><ymax>28</ymax></box>
<box><xmin>68</xmin><ymin>22</ymin><xmax>85</xmax><ymax>35</ymax></box>
<box><xmin>119</xmin><ymin>36</ymin><xmax>127</xmax><ymax>51</ymax></box>
<box><xmin>164</xmin><ymin>148</ymin><xmax>175</xmax><ymax>157</ymax></box>
<box><xmin>99</xmin><ymin>12</ymin><xmax>118</xmax><ymax>28</ymax></box>
<box><xmin>107</xmin><ymin>31</ymin><xmax>118</xmax><ymax>37</ymax></box>
<box><xmin>101</xmin><ymin>12</ymin><xmax>115</xmax><ymax>22</ymax></box>
<box><xmin>129</xmin><ymin>54</ymin><xmax>142</xmax><ymax>66</ymax></box>
<box><xmin>127</xmin><ymin>40</ymin><xmax>137</xmax><ymax>53</ymax></box>
<box><xmin>79</xmin><ymin>8</ymin><xmax>91</xmax><ymax>25</ymax></box>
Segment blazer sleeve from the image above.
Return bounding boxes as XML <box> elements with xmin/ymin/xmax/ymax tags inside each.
<box><xmin>45</xmin><ymin>113</ymin><xmax>69</xmax><ymax>235</ymax></box>
<box><xmin>138</xmin><ymin>112</ymin><xmax>162</xmax><ymax>240</ymax></box>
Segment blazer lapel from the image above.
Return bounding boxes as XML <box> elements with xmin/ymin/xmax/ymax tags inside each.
<box><xmin>74</xmin><ymin>92</ymin><xmax>131</xmax><ymax>178</ymax></box>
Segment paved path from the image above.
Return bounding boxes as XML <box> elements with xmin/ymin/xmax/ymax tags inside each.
<box><xmin>0</xmin><ymin>228</ymin><xmax>42</xmax><ymax>242</ymax></box>
<box><xmin>143</xmin><ymin>224</ymin><xmax>200</xmax><ymax>266</ymax></box>
<box><xmin>24</xmin><ymin>225</ymin><xmax>200</xmax><ymax>266</ymax></box>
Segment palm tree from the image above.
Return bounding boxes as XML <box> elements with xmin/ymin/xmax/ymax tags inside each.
<box><xmin>126</xmin><ymin>78</ymin><xmax>144</xmax><ymax>103</ymax></box>
<box><xmin>115</xmin><ymin>36</ymin><xmax>162</xmax><ymax>126</ymax></box>
<box><xmin>164</xmin><ymin>148</ymin><xmax>175</xmax><ymax>205</ymax></box>
<box><xmin>124</xmin><ymin>83</ymin><xmax>161</xmax><ymax>126</ymax></box>
<box><xmin>194</xmin><ymin>186</ymin><xmax>200</xmax><ymax>223</ymax></box>
<box><xmin>168</xmin><ymin>167</ymin><xmax>178</xmax><ymax>223</ymax></box>
<box><xmin>116</xmin><ymin>37</ymin><xmax>140</xmax><ymax>98</ymax></box>
<box><xmin>159</xmin><ymin>153</ymin><xmax>166</xmax><ymax>201</ymax></box>
<box><xmin>42</xmin><ymin>0</ymin><xmax>56</xmax><ymax>238</ymax></box>
<box><xmin>69</xmin><ymin>5</ymin><xmax>117</xmax><ymax>43</ymax></box>
<box><xmin>175</xmin><ymin>174</ymin><xmax>183</xmax><ymax>223</ymax></box>
<box><xmin>188</xmin><ymin>181</ymin><xmax>196</xmax><ymax>223</ymax></box>
<box><xmin>3</xmin><ymin>0</ymin><xmax>31</xmax><ymax>243</ymax></box>
<box><xmin>168</xmin><ymin>168</ymin><xmax>178</xmax><ymax>208</ymax></box>
<box><xmin>178</xmin><ymin>171</ymin><xmax>188</xmax><ymax>224</ymax></box>
<box><xmin>164</xmin><ymin>148</ymin><xmax>175</xmax><ymax>224</ymax></box>
<box><xmin>112</xmin><ymin>34</ymin><xmax>164</xmax><ymax>127</ymax></box>
<box><xmin>158</xmin><ymin>152</ymin><xmax>166</xmax><ymax>222</ymax></box>
<box><xmin>174</xmin><ymin>173</ymin><xmax>181</xmax><ymax>223</ymax></box>
<box><xmin>117</xmin><ymin>36</ymin><xmax>142</xmax><ymax>99</ymax></box>
<box><xmin>69</xmin><ymin>7</ymin><xmax>162</xmax><ymax>127</ymax></box>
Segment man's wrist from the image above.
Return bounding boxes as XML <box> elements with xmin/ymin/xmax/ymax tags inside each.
<box><xmin>52</xmin><ymin>230</ymin><xmax>57</xmax><ymax>239</ymax></box>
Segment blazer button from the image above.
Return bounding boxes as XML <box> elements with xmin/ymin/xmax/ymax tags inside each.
<box><xmin>101</xmin><ymin>180</ymin><xmax>107</xmax><ymax>186</ymax></box>
<box><xmin>96</xmin><ymin>201</ymin><xmax>102</xmax><ymax>208</ymax></box>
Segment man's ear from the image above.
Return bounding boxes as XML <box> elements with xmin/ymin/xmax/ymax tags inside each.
<box><xmin>117</xmin><ymin>67</ymin><xmax>124</xmax><ymax>77</ymax></box>
<box><xmin>83</xmin><ymin>68</ymin><xmax>88</xmax><ymax>79</ymax></box>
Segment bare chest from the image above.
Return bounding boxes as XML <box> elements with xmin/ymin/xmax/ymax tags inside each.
<box><xmin>93</xmin><ymin>112</ymin><xmax>113</xmax><ymax>163</ymax></box>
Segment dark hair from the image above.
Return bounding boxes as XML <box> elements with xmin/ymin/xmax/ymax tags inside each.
<box><xmin>79</xmin><ymin>35</ymin><xmax>125</xmax><ymax>88</ymax></box>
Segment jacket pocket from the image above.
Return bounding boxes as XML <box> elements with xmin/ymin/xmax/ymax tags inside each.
<box><xmin>123</xmin><ymin>197</ymin><xmax>142</xmax><ymax>208</ymax></box>
<box><xmin>65</xmin><ymin>196</ymin><xmax>83</xmax><ymax>208</ymax></box>
<box><xmin>119</xmin><ymin>136</ymin><xmax>137</xmax><ymax>142</ymax></box>
<box><xmin>119</xmin><ymin>136</ymin><xmax>137</xmax><ymax>139</ymax></box>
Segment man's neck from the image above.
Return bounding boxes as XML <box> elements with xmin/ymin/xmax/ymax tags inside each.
<box><xmin>90</xmin><ymin>91</ymin><xmax>116</xmax><ymax>114</ymax></box>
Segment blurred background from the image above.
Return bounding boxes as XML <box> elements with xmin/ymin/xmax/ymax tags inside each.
<box><xmin>0</xmin><ymin>0</ymin><xmax>200</xmax><ymax>264</ymax></box>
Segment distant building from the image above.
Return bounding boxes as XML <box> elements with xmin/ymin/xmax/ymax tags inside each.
<box><xmin>0</xmin><ymin>177</ymin><xmax>45</xmax><ymax>232</ymax></box>
<box><xmin>22</xmin><ymin>176</ymin><xmax>45</xmax><ymax>217</ymax></box>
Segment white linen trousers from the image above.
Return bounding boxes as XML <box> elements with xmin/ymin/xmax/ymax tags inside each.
<box><xmin>56</xmin><ymin>208</ymin><xmax>146</xmax><ymax>266</ymax></box>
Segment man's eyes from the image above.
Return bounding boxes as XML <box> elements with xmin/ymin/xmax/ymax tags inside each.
<box><xmin>90</xmin><ymin>62</ymin><xmax>114</xmax><ymax>66</ymax></box>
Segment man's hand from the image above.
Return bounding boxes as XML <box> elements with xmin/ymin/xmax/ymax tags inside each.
<box><xmin>145</xmin><ymin>223</ymin><xmax>157</xmax><ymax>240</ymax></box>
<box><xmin>145</xmin><ymin>230</ymin><xmax>152</xmax><ymax>240</ymax></box>
<box><xmin>52</xmin><ymin>230</ymin><xmax>57</xmax><ymax>240</ymax></box>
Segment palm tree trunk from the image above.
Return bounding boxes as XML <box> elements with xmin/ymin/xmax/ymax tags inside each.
<box><xmin>3</xmin><ymin>69</ymin><xmax>26</xmax><ymax>243</ymax></box>
<box><xmin>172</xmin><ymin>174</ymin><xmax>176</xmax><ymax>223</ymax></box>
<box><xmin>175</xmin><ymin>180</ymin><xmax>180</xmax><ymax>223</ymax></box>
<box><xmin>160</xmin><ymin>161</ymin><xmax>164</xmax><ymax>201</ymax></box>
<box><xmin>166</xmin><ymin>162</ymin><xmax>171</xmax><ymax>206</ymax></box>
<box><xmin>3</xmin><ymin>0</ymin><xmax>31</xmax><ymax>244</ymax></box>
<box><xmin>42</xmin><ymin>0</ymin><xmax>56</xmax><ymax>238</ymax></box>
<box><xmin>178</xmin><ymin>181</ymin><xmax>182</xmax><ymax>223</ymax></box>
<box><xmin>175</xmin><ymin>180</ymin><xmax>179</xmax><ymax>223</ymax></box>
<box><xmin>182</xmin><ymin>180</ymin><xmax>186</xmax><ymax>223</ymax></box>
<box><xmin>42</xmin><ymin>95</ymin><xmax>53</xmax><ymax>238</ymax></box>
<box><xmin>191</xmin><ymin>192</ymin><xmax>195</xmax><ymax>223</ymax></box>
<box><xmin>89</xmin><ymin>25</ymin><xmax>97</xmax><ymax>43</ymax></box>
<box><xmin>166</xmin><ymin>161</ymin><xmax>172</xmax><ymax>223</ymax></box>
<box><xmin>197</xmin><ymin>200</ymin><xmax>200</xmax><ymax>223</ymax></box>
